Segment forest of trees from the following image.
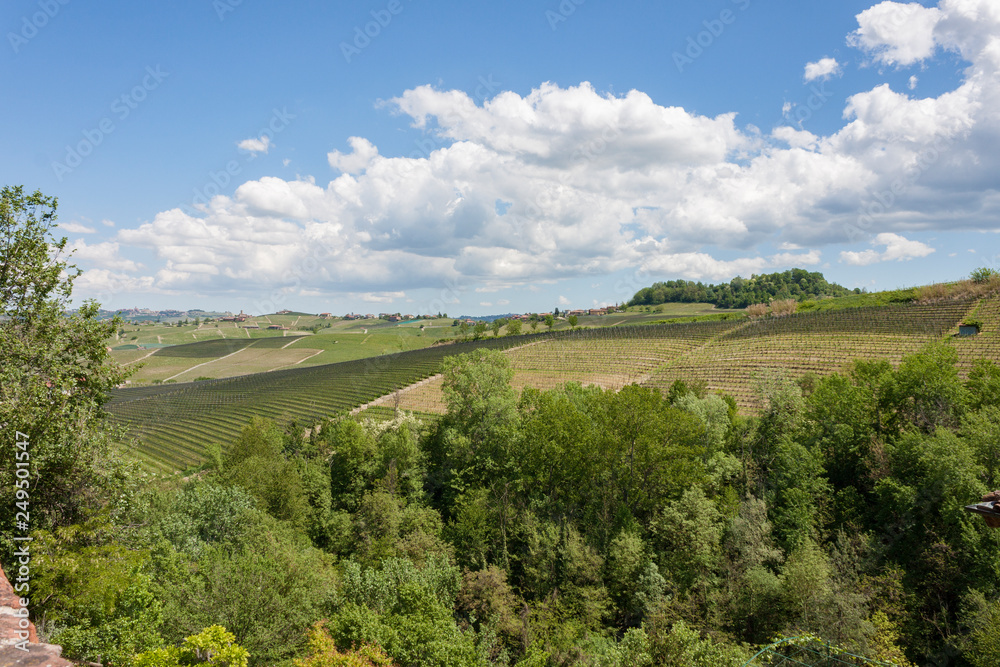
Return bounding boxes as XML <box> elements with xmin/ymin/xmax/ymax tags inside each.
<box><xmin>7</xmin><ymin>186</ymin><xmax>1000</xmax><ymax>666</ymax></box>
<box><xmin>628</xmin><ymin>269</ymin><xmax>857</xmax><ymax>309</ymax></box>
<box><xmin>13</xmin><ymin>340</ymin><xmax>1000</xmax><ymax>666</ymax></box>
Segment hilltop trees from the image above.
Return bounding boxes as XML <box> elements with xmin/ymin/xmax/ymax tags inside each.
<box><xmin>629</xmin><ymin>268</ymin><xmax>855</xmax><ymax>309</ymax></box>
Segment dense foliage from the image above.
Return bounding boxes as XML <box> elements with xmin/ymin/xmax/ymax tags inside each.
<box><xmin>27</xmin><ymin>340</ymin><xmax>1000</xmax><ymax>666</ymax></box>
<box><xmin>629</xmin><ymin>268</ymin><xmax>856</xmax><ymax>309</ymax></box>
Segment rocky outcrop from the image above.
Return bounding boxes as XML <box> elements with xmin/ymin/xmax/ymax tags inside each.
<box><xmin>0</xmin><ymin>563</ymin><xmax>70</xmax><ymax>667</ymax></box>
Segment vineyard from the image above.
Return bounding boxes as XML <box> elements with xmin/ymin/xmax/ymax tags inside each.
<box><xmin>107</xmin><ymin>336</ymin><xmax>531</xmax><ymax>472</ymax></box>
<box><xmin>110</xmin><ymin>296</ymin><xmax>1000</xmax><ymax>473</ymax></box>
<box><xmin>390</xmin><ymin>298</ymin><xmax>996</xmax><ymax>414</ymax></box>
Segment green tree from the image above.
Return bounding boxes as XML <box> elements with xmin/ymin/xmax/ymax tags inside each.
<box><xmin>890</xmin><ymin>342</ymin><xmax>968</xmax><ymax>432</ymax></box>
<box><xmin>33</xmin><ymin>529</ymin><xmax>164</xmax><ymax>665</ymax></box>
<box><xmin>432</xmin><ymin>349</ymin><xmax>520</xmax><ymax>491</ymax></box>
<box><xmin>544</xmin><ymin>314</ymin><xmax>554</xmax><ymax>330</ymax></box>
<box><xmin>135</xmin><ymin>625</ymin><xmax>249</xmax><ymax>667</ymax></box>
<box><xmin>152</xmin><ymin>516</ymin><xmax>339</xmax><ymax>665</ymax></box>
<box><xmin>650</xmin><ymin>485</ymin><xmax>724</xmax><ymax>607</ymax></box>
<box><xmin>0</xmin><ymin>185</ymin><xmax>135</xmax><ymax>551</ymax></box>
<box><xmin>222</xmin><ymin>417</ymin><xmax>308</xmax><ymax>525</ymax></box>
<box><xmin>962</xmin><ymin>406</ymin><xmax>1000</xmax><ymax>489</ymax></box>
<box><xmin>567</xmin><ymin>315</ymin><xmax>578</xmax><ymax>329</ymax></box>
<box><xmin>506</xmin><ymin>319</ymin><xmax>522</xmax><ymax>336</ymax></box>
<box><xmin>646</xmin><ymin>620</ymin><xmax>749</xmax><ymax>667</ymax></box>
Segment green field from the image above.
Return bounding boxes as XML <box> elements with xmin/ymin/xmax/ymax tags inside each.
<box><xmin>110</xmin><ymin>296</ymin><xmax>1000</xmax><ymax>474</ymax></box>
<box><xmin>111</xmin><ymin>307</ymin><xmax>733</xmax><ymax>384</ymax></box>
<box><xmin>115</xmin><ymin>319</ymin><xmax>457</xmax><ymax>384</ymax></box>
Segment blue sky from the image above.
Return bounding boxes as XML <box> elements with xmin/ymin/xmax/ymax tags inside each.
<box><xmin>3</xmin><ymin>0</ymin><xmax>999</xmax><ymax>315</ymax></box>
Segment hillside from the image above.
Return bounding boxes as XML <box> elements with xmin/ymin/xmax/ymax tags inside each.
<box><xmin>109</xmin><ymin>306</ymin><xmax>739</xmax><ymax>385</ymax></box>
<box><xmin>108</xmin><ymin>292</ymin><xmax>1000</xmax><ymax>473</ymax></box>
<box><xmin>107</xmin><ymin>335</ymin><xmax>532</xmax><ymax>472</ymax></box>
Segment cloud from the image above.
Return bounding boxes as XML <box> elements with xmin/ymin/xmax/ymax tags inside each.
<box><xmin>909</xmin><ymin>75</ymin><xmax>919</xmax><ymax>90</ymax></box>
<box><xmin>849</xmin><ymin>2</ymin><xmax>944</xmax><ymax>66</ymax></box>
<box><xmin>558</xmin><ymin>295</ymin><xmax>571</xmax><ymax>306</ymax></box>
<box><xmin>328</xmin><ymin>137</ymin><xmax>378</xmax><ymax>174</ymax></box>
<box><xmin>73</xmin><ymin>269</ymin><xmax>157</xmax><ymax>305</ymax></box>
<box><xmin>840</xmin><ymin>232</ymin><xmax>935</xmax><ymax>265</ymax></box>
<box><xmin>67</xmin><ymin>239</ymin><xmax>141</xmax><ymax>272</ymax></box>
<box><xmin>360</xmin><ymin>291</ymin><xmax>405</xmax><ymax>303</ymax></box>
<box><xmin>238</xmin><ymin>135</ymin><xmax>271</xmax><ymax>154</ymax></box>
<box><xmin>804</xmin><ymin>57</ymin><xmax>843</xmax><ymax>82</ymax></box>
<box><xmin>109</xmin><ymin>3</ymin><xmax>1000</xmax><ymax>301</ymax></box>
<box><xmin>60</xmin><ymin>221</ymin><xmax>96</xmax><ymax>234</ymax></box>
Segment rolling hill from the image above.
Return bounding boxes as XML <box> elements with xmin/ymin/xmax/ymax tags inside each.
<box><xmin>108</xmin><ymin>294</ymin><xmax>1000</xmax><ymax>474</ymax></box>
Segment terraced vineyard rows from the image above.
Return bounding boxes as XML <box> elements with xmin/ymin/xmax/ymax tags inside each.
<box><xmin>389</xmin><ymin>320</ymin><xmax>742</xmax><ymax>413</ymax></box>
<box><xmin>113</xmin><ymin>297</ymin><xmax>1000</xmax><ymax>473</ymax></box>
<box><xmin>643</xmin><ymin>300</ymin><xmax>977</xmax><ymax>408</ymax></box>
<box><xmin>108</xmin><ymin>336</ymin><xmax>529</xmax><ymax>472</ymax></box>
<box><xmin>950</xmin><ymin>297</ymin><xmax>1000</xmax><ymax>373</ymax></box>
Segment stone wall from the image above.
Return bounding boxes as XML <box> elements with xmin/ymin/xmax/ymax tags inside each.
<box><xmin>0</xmin><ymin>563</ymin><xmax>70</xmax><ymax>666</ymax></box>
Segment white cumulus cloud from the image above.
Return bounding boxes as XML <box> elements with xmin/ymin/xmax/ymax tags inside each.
<box><xmin>106</xmin><ymin>1</ymin><xmax>1000</xmax><ymax>302</ymax></box>
<box><xmin>840</xmin><ymin>232</ymin><xmax>935</xmax><ymax>265</ymax></box>
<box><xmin>849</xmin><ymin>2</ymin><xmax>944</xmax><ymax>66</ymax></box>
<box><xmin>238</xmin><ymin>135</ymin><xmax>271</xmax><ymax>154</ymax></box>
<box><xmin>804</xmin><ymin>57</ymin><xmax>843</xmax><ymax>82</ymax></box>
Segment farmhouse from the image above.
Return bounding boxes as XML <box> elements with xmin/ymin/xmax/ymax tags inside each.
<box><xmin>220</xmin><ymin>310</ymin><xmax>249</xmax><ymax>322</ymax></box>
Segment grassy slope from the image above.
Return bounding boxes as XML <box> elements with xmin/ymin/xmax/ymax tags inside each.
<box><xmin>111</xmin><ymin>294</ymin><xmax>1000</xmax><ymax>473</ymax></box>
<box><xmin>111</xmin><ymin>308</ymin><xmax>728</xmax><ymax>384</ymax></box>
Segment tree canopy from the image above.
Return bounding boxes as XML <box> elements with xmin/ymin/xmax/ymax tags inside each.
<box><xmin>629</xmin><ymin>268</ymin><xmax>856</xmax><ymax>309</ymax></box>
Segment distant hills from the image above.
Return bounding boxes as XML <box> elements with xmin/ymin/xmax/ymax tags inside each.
<box><xmin>628</xmin><ymin>268</ymin><xmax>857</xmax><ymax>309</ymax></box>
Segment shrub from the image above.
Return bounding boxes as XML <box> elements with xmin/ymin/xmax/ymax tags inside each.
<box><xmin>135</xmin><ymin>625</ymin><xmax>249</xmax><ymax>667</ymax></box>
<box><xmin>769</xmin><ymin>299</ymin><xmax>797</xmax><ymax>317</ymax></box>
<box><xmin>295</xmin><ymin>622</ymin><xmax>396</xmax><ymax>667</ymax></box>
<box><xmin>745</xmin><ymin>303</ymin><xmax>769</xmax><ymax>320</ymax></box>
<box><xmin>971</xmin><ymin>267</ymin><xmax>998</xmax><ymax>284</ymax></box>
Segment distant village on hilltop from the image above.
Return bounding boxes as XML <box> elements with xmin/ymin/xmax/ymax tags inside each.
<box><xmin>87</xmin><ymin>305</ymin><xmax>623</xmax><ymax>324</ymax></box>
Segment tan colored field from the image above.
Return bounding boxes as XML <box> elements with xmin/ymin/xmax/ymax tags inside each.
<box><xmin>387</xmin><ymin>337</ymin><xmax>683</xmax><ymax>414</ymax></box>
<box><xmin>131</xmin><ymin>347</ymin><xmax>325</xmax><ymax>382</ymax></box>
